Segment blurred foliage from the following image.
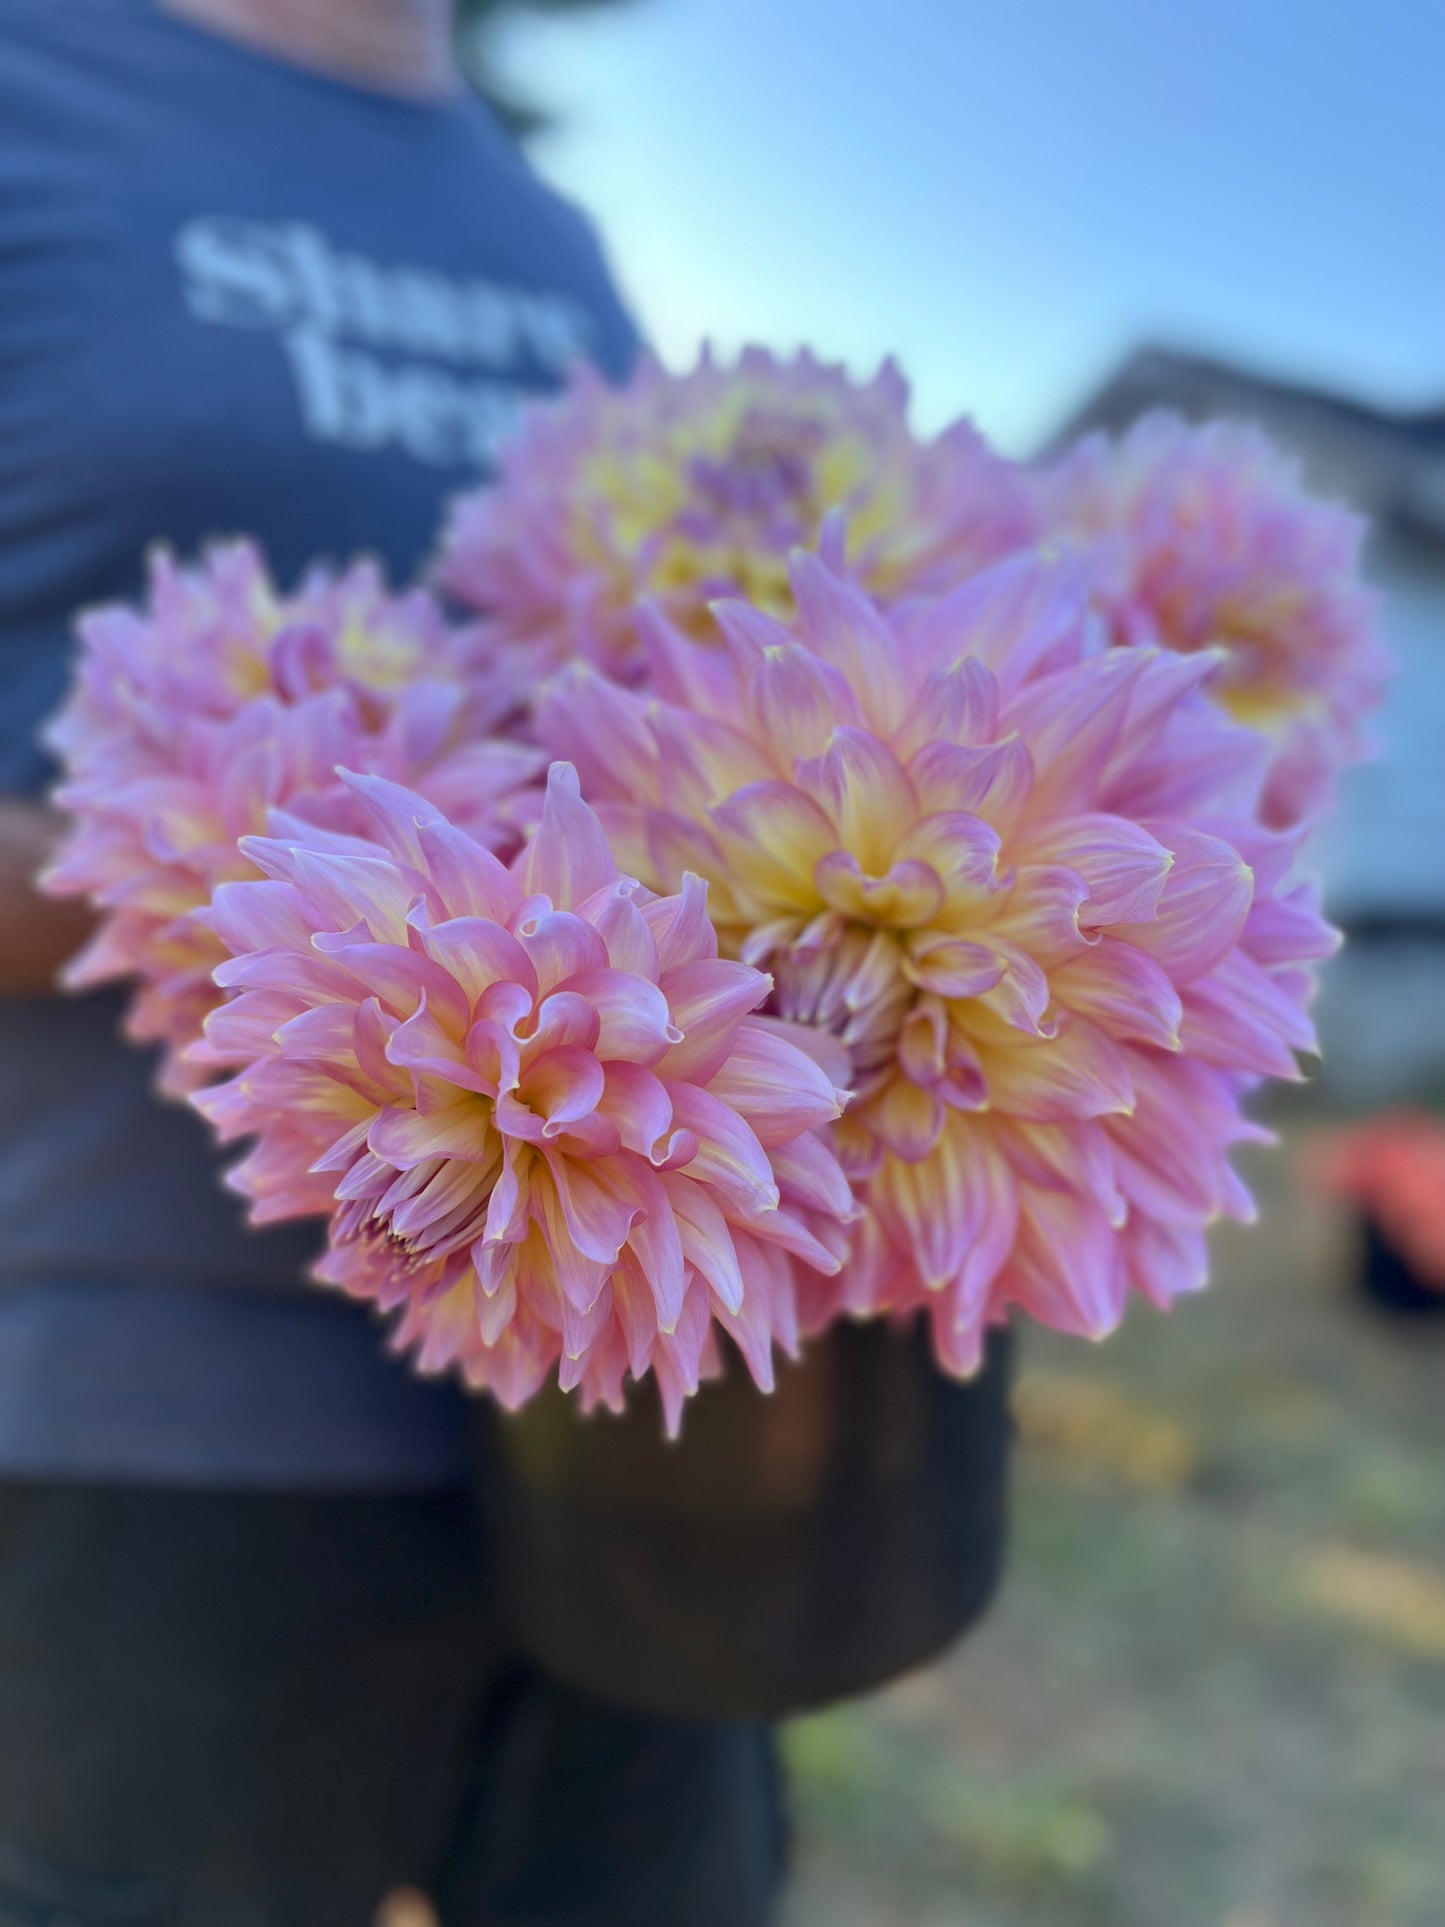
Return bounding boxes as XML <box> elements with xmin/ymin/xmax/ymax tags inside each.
<box><xmin>455</xmin><ymin>0</ymin><xmax>640</xmax><ymax>139</ymax></box>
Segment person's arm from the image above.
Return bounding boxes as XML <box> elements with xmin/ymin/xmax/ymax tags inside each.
<box><xmin>0</xmin><ymin>799</ymin><xmax>94</xmax><ymax>997</ymax></box>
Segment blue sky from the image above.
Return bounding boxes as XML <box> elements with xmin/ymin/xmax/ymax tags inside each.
<box><xmin>498</xmin><ymin>0</ymin><xmax>1445</xmax><ymax>453</ymax></box>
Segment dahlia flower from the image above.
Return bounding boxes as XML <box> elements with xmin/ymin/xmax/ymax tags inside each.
<box><xmin>192</xmin><ymin>764</ymin><xmax>853</xmax><ymax>1426</ymax></box>
<box><xmin>43</xmin><ymin>542</ymin><xmax>535</xmax><ymax>1094</ymax></box>
<box><xmin>539</xmin><ymin>547</ymin><xmax>1340</xmax><ymax>1371</ymax></box>
<box><xmin>1040</xmin><ymin>412</ymin><xmax>1389</xmax><ymax>829</ymax></box>
<box><xmin>436</xmin><ymin>347</ymin><xmax>1036</xmax><ymax>691</ymax></box>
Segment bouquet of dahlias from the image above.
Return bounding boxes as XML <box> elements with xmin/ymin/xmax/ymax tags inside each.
<box><xmin>1039</xmin><ymin>412</ymin><xmax>1390</xmax><ymax>829</ymax></box>
<box><xmin>43</xmin><ymin>345</ymin><xmax>1385</xmax><ymax>1424</ymax></box>
<box><xmin>193</xmin><ymin>762</ymin><xmax>853</xmax><ymax>1428</ymax></box>
<box><xmin>43</xmin><ymin>542</ymin><xmax>537</xmax><ymax>1094</ymax></box>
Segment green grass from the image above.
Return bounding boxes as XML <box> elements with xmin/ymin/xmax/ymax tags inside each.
<box><xmin>783</xmin><ymin>1126</ymin><xmax>1445</xmax><ymax>1927</ymax></box>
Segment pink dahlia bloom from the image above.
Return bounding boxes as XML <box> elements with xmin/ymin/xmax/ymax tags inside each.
<box><xmin>1039</xmin><ymin>412</ymin><xmax>1389</xmax><ymax>829</ymax></box>
<box><xmin>193</xmin><ymin>764</ymin><xmax>853</xmax><ymax>1426</ymax></box>
<box><xmin>436</xmin><ymin>346</ymin><xmax>1036</xmax><ymax>691</ymax></box>
<box><xmin>539</xmin><ymin>548</ymin><xmax>1339</xmax><ymax>1372</ymax></box>
<box><xmin>43</xmin><ymin>542</ymin><xmax>536</xmax><ymax>1094</ymax></box>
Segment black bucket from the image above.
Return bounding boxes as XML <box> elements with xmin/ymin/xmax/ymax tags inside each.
<box><xmin>1358</xmin><ymin>1215</ymin><xmax>1445</xmax><ymax>1316</ymax></box>
<box><xmin>476</xmin><ymin>1318</ymin><xmax>1013</xmax><ymax>1721</ymax></box>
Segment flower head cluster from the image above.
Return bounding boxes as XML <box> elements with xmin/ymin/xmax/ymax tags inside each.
<box><xmin>539</xmin><ymin>548</ymin><xmax>1339</xmax><ymax>1370</ymax></box>
<box><xmin>44</xmin><ymin>542</ymin><xmax>536</xmax><ymax>1093</ymax></box>
<box><xmin>193</xmin><ymin>764</ymin><xmax>852</xmax><ymax>1427</ymax></box>
<box><xmin>437</xmin><ymin>347</ymin><xmax>1036</xmax><ymax>691</ymax></box>
<box><xmin>1040</xmin><ymin>413</ymin><xmax>1389</xmax><ymax>828</ymax></box>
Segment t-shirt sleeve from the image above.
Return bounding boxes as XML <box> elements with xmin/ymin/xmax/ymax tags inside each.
<box><xmin>541</xmin><ymin>190</ymin><xmax>643</xmax><ymax>382</ymax></box>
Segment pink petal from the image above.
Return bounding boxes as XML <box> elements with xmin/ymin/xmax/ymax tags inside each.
<box><xmin>1178</xmin><ymin>951</ymin><xmax>1316</xmax><ymax>1078</ymax></box>
<box><xmin>666</xmin><ymin>1176</ymin><xmax>748</xmax><ymax>1317</ymax></box>
<box><xmin>598</xmin><ymin>1062</ymin><xmax>675</xmax><ymax>1161</ymax></box>
<box><xmin>895</xmin><ymin>658</ymin><xmax>999</xmax><ymax>758</ymax></box>
<box><xmin>517</xmin><ymin>1046</ymin><xmax>607</xmax><ymax>1135</ymax></box>
<box><xmin>539</xmin><ymin>1148</ymin><xmax>639</xmax><ymax>1266</ymax></box>
<box><xmin>516</xmin><ymin>908</ymin><xmax>610</xmax><ymax>994</ymax></box>
<box><xmin>517</xmin><ymin>762</ymin><xmax>617</xmax><ymax>908</ymax></box>
<box><xmin>904</xmin><ymin>933</ymin><xmax>1007</xmax><ymax>1000</ymax></box>
<box><xmin>770</xmin><ymin>1130</ymin><xmax>856</xmax><ymax>1222</ymax></box>
<box><xmin>702</xmin><ymin>1022</ymin><xmax>845</xmax><ymax>1147</ymax></box>
<box><xmin>741</xmin><ymin>638</ymin><xmax>859</xmax><ymax>767</ymax></box>
<box><xmin>561</xmin><ymin>967</ymin><xmax>680</xmax><ymax>1064</ymax></box>
<box><xmin>710</xmin><ymin>780</ymin><xmax>838</xmax><ymax>913</ymax></box>
<box><xmin>796</xmin><ymin>727</ymin><xmax>918</xmax><ymax>871</ymax></box>
<box><xmin>906</xmin><ymin>739</ymin><xmax>1034</xmax><ymax>835</ymax></box>
<box><xmin>643</xmin><ymin>873</ymin><xmax>720</xmax><ymax>971</ymax></box>
<box><xmin>663</xmin><ymin>1083</ymin><xmax>779</xmax><ymax>1218</ymax></box>
<box><xmin>1049</xmin><ymin>939</ymin><xmax>1183</xmax><ymax>1049</ymax></box>
<box><xmin>1008</xmin><ymin>1187</ymin><xmax>1127</xmax><ymax>1339</ymax></box>
<box><xmin>319</xmin><ymin>940</ymin><xmax>472</xmax><ymax>1035</ymax></box>
<box><xmin>416</xmin><ymin>915</ymin><xmax>536</xmax><ymax>1007</ymax></box>
<box><xmin>614</xmin><ymin>1162</ymin><xmax>689</xmax><ymax>1332</ymax></box>
<box><xmin>590</xmin><ymin>889</ymin><xmax>661</xmax><ymax>979</ymax></box>
<box><xmin>873</xmin><ymin>1116</ymin><xmax>1019</xmax><ymax>1306</ymax></box>
<box><xmin>527</xmin><ymin>989</ymin><xmax>602</xmax><ymax>1055</ymax></box>
<box><xmin>529</xmin><ymin>1169</ymin><xmax>614</xmax><ymax>1314</ymax></box>
<box><xmin>368</xmin><ymin>1098</ymin><xmax>494</xmax><ymax>1166</ymax></box>
<box><xmin>787</xmin><ymin>551</ymin><xmax>907</xmax><ymax>736</ymax></box>
<box><xmin>655</xmin><ymin>959</ymin><xmax>769</xmax><ymax>1085</ymax></box>
<box><xmin>980</xmin><ymin>1014</ymin><xmax>1135</xmax><ymax>1121</ymax></box>
<box><xmin>417</xmin><ymin>816</ymin><xmax>521</xmax><ymax>923</ymax></box>
<box><xmin>870</xmin><ymin>1075</ymin><xmax>946</xmax><ymax>1161</ymax></box>
<box><xmin>1019</xmin><ymin>813</ymin><xmax>1174</xmax><ymax>928</ymax></box>
<box><xmin>1115</xmin><ymin>827</ymin><xmax>1253</xmax><ymax>982</ymax></box>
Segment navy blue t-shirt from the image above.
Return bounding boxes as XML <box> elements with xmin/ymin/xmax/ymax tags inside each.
<box><xmin>0</xmin><ymin>0</ymin><xmax>637</xmax><ymax>1485</ymax></box>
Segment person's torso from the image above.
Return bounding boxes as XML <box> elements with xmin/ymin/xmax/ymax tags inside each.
<box><xmin>0</xmin><ymin>0</ymin><xmax>636</xmax><ymax>1481</ymax></box>
<box><xmin>1</xmin><ymin>0</ymin><xmax>634</xmax><ymax>787</ymax></box>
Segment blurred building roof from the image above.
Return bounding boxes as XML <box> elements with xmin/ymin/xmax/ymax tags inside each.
<box><xmin>1048</xmin><ymin>346</ymin><xmax>1445</xmax><ymax>551</ymax></box>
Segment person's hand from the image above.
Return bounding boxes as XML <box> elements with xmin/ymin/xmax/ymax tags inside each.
<box><xmin>0</xmin><ymin>800</ymin><xmax>95</xmax><ymax>997</ymax></box>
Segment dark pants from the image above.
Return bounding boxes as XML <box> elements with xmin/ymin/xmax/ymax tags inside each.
<box><xmin>0</xmin><ymin>1482</ymin><xmax>786</xmax><ymax>1927</ymax></box>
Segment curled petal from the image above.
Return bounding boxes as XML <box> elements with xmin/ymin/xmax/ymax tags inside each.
<box><xmin>518</xmin><ymin>1047</ymin><xmax>607</xmax><ymax>1135</ymax></box>
<box><xmin>656</xmin><ymin>959</ymin><xmax>770</xmax><ymax>1084</ymax></box>
<box><xmin>870</xmin><ymin>1074</ymin><xmax>946</xmax><ymax>1162</ymax></box>
<box><xmin>416</xmin><ymin>916</ymin><xmax>537</xmax><ymax>1007</ymax></box>
<box><xmin>1116</xmin><ymin>827</ymin><xmax>1254</xmax><ymax>982</ymax></box>
<box><xmin>563</xmin><ymin>967</ymin><xmax>681</xmax><ymax>1063</ymax></box>
<box><xmin>815</xmin><ymin>852</ymin><xmax>945</xmax><ymax>929</ymax></box>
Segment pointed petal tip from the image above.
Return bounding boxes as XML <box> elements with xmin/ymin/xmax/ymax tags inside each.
<box><xmin>545</xmin><ymin>760</ymin><xmax>582</xmax><ymax>800</ymax></box>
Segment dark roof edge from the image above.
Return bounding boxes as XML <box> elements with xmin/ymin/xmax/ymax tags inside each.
<box><xmin>1042</xmin><ymin>343</ymin><xmax>1445</xmax><ymax>456</ymax></box>
<box><xmin>1040</xmin><ymin>344</ymin><xmax>1445</xmax><ymax>548</ymax></box>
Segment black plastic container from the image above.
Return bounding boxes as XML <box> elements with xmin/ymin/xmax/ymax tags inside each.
<box><xmin>477</xmin><ymin>1319</ymin><xmax>1013</xmax><ymax>1720</ymax></box>
<box><xmin>1358</xmin><ymin>1215</ymin><xmax>1445</xmax><ymax>1316</ymax></box>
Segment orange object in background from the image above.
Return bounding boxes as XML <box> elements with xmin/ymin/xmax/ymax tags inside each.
<box><xmin>1310</xmin><ymin>1111</ymin><xmax>1445</xmax><ymax>1292</ymax></box>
